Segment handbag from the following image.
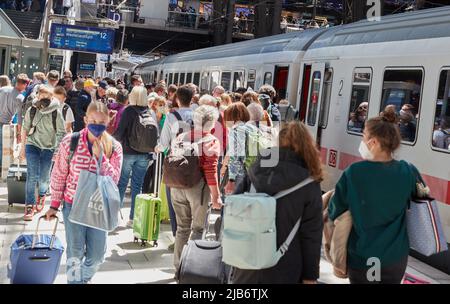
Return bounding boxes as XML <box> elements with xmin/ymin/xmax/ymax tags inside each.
<box><xmin>406</xmin><ymin>163</ymin><xmax>448</xmax><ymax>256</ymax></box>
<box><xmin>68</xmin><ymin>150</ymin><xmax>121</xmax><ymax>232</ymax></box>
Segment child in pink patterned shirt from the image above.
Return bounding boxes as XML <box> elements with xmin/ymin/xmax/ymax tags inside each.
<box><xmin>45</xmin><ymin>101</ymin><xmax>123</xmax><ymax>284</ymax></box>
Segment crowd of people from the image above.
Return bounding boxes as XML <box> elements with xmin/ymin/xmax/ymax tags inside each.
<box><xmin>0</xmin><ymin>69</ymin><xmax>433</xmax><ymax>284</ymax></box>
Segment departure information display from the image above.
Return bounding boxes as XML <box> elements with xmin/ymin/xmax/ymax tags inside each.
<box><xmin>49</xmin><ymin>23</ymin><xmax>115</xmax><ymax>54</ymax></box>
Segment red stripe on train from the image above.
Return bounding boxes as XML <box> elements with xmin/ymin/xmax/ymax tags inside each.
<box><xmin>338</xmin><ymin>152</ymin><xmax>363</xmax><ymax>171</ymax></box>
<box><xmin>338</xmin><ymin>151</ymin><xmax>450</xmax><ymax>205</ymax></box>
<box><xmin>320</xmin><ymin>147</ymin><xmax>327</xmax><ymax>165</ymax></box>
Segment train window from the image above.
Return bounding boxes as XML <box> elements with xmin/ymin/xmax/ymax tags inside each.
<box><xmin>180</xmin><ymin>73</ymin><xmax>185</xmax><ymax>85</ymax></box>
<box><xmin>186</xmin><ymin>73</ymin><xmax>192</xmax><ymax>84</ymax></box>
<box><xmin>380</xmin><ymin>68</ymin><xmax>423</xmax><ymax>143</ymax></box>
<box><xmin>233</xmin><ymin>71</ymin><xmax>244</xmax><ymax>92</ymax></box>
<box><xmin>174</xmin><ymin>73</ymin><xmax>179</xmax><ymax>85</ymax></box>
<box><xmin>221</xmin><ymin>72</ymin><xmax>232</xmax><ymax>91</ymax></box>
<box><xmin>200</xmin><ymin>71</ymin><xmax>209</xmax><ymax>91</ymax></box>
<box><xmin>431</xmin><ymin>69</ymin><xmax>450</xmax><ymax>152</ymax></box>
<box><xmin>210</xmin><ymin>71</ymin><xmax>220</xmax><ymax>91</ymax></box>
<box><xmin>307</xmin><ymin>71</ymin><xmax>321</xmax><ymax>126</ymax></box>
<box><xmin>264</xmin><ymin>72</ymin><xmax>272</xmax><ymax>85</ymax></box>
<box><xmin>319</xmin><ymin>68</ymin><xmax>334</xmax><ymax>128</ymax></box>
<box><xmin>248</xmin><ymin>69</ymin><xmax>256</xmax><ymax>90</ymax></box>
<box><xmin>347</xmin><ymin>68</ymin><xmax>372</xmax><ymax>134</ymax></box>
<box><xmin>169</xmin><ymin>73</ymin><xmax>173</xmax><ymax>85</ymax></box>
<box><xmin>164</xmin><ymin>72</ymin><xmax>168</xmax><ymax>84</ymax></box>
<box><xmin>193</xmin><ymin>72</ymin><xmax>200</xmax><ymax>86</ymax></box>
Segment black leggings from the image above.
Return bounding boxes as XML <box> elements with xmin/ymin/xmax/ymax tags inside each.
<box><xmin>348</xmin><ymin>256</ymin><xmax>408</xmax><ymax>284</ymax></box>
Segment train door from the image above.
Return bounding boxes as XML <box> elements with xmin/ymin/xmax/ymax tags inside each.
<box><xmin>273</xmin><ymin>65</ymin><xmax>289</xmax><ymax>102</ymax></box>
<box><xmin>305</xmin><ymin>62</ymin><xmax>326</xmax><ymax>143</ymax></box>
<box><xmin>299</xmin><ymin>64</ymin><xmax>312</xmax><ymax>121</ymax></box>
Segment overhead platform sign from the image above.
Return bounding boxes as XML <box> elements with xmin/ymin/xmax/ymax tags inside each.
<box><xmin>49</xmin><ymin>23</ymin><xmax>115</xmax><ymax>54</ymax></box>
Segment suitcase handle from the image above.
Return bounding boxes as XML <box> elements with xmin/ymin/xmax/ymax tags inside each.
<box><xmin>201</xmin><ymin>205</ymin><xmax>213</xmax><ymax>240</ymax></box>
<box><xmin>32</xmin><ymin>215</ymin><xmax>59</xmax><ymax>250</ymax></box>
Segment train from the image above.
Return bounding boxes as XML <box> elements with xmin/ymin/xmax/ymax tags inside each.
<box><xmin>127</xmin><ymin>7</ymin><xmax>450</xmax><ymax>273</ymax></box>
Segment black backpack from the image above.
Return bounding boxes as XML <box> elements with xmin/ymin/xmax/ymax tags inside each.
<box><xmin>128</xmin><ymin>107</ymin><xmax>158</xmax><ymax>153</ymax></box>
<box><xmin>62</xmin><ymin>104</ymin><xmax>70</xmax><ymax>121</ymax></box>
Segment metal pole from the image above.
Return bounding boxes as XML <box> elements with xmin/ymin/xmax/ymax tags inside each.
<box><xmin>42</xmin><ymin>0</ymin><xmax>53</xmax><ymax>73</ymax></box>
<box><xmin>120</xmin><ymin>22</ymin><xmax>126</xmax><ymax>54</ymax></box>
<box><xmin>312</xmin><ymin>0</ymin><xmax>317</xmax><ymax>20</ymax></box>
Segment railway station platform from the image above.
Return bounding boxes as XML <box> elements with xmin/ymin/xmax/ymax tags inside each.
<box><xmin>1</xmin><ymin>184</ymin><xmax>449</xmax><ymax>284</ymax></box>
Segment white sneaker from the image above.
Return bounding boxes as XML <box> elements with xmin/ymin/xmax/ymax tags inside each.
<box><xmin>126</xmin><ymin>220</ymin><xmax>133</xmax><ymax>228</ymax></box>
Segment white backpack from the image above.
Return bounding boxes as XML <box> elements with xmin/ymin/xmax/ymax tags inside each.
<box><xmin>222</xmin><ymin>177</ymin><xmax>315</xmax><ymax>270</ymax></box>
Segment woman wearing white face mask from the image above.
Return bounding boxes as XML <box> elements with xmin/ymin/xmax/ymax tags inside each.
<box><xmin>328</xmin><ymin>109</ymin><xmax>420</xmax><ymax>284</ymax></box>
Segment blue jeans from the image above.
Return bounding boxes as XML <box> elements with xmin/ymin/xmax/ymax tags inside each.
<box><xmin>118</xmin><ymin>153</ymin><xmax>152</xmax><ymax>220</ymax></box>
<box><xmin>62</xmin><ymin>202</ymin><xmax>107</xmax><ymax>284</ymax></box>
<box><xmin>166</xmin><ymin>185</ymin><xmax>177</xmax><ymax>237</ymax></box>
<box><xmin>25</xmin><ymin>145</ymin><xmax>54</xmax><ymax>206</ymax></box>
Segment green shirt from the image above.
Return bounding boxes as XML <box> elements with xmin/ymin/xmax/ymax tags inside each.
<box><xmin>328</xmin><ymin>160</ymin><xmax>416</xmax><ymax>269</ymax></box>
<box><xmin>23</xmin><ymin>100</ymin><xmax>66</xmax><ymax>150</ymax></box>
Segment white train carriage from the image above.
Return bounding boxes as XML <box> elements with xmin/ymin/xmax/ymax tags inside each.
<box><xmin>130</xmin><ymin>7</ymin><xmax>450</xmax><ymax>273</ymax></box>
<box><xmin>134</xmin><ymin>29</ymin><xmax>327</xmax><ymax>104</ymax></box>
<box><xmin>302</xmin><ymin>9</ymin><xmax>450</xmax><ymax>228</ymax></box>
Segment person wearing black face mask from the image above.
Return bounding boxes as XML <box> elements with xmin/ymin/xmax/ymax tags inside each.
<box><xmin>20</xmin><ymin>85</ymin><xmax>66</xmax><ymax>221</ymax></box>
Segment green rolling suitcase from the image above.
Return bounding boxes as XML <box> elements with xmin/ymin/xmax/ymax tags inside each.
<box><xmin>133</xmin><ymin>154</ymin><xmax>162</xmax><ymax>247</ymax></box>
<box><xmin>133</xmin><ymin>194</ymin><xmax>161</xmax><ymax>247</ymax></box>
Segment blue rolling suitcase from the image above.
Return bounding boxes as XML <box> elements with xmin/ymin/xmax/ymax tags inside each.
<box><xmin>8</xmin><ymin>215</ymin><xmax>64</xmax><ymax>284</ymax></box>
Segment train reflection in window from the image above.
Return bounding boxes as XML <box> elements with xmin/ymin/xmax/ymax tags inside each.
<box><xmin>348</xmin><ymin>67</ymin><xmax>372</xmax><ymax>134</ymax></box>
<box><xmin>381</xmin><ymin>69</ymin><xmax>423</xmax><ymax>143</ymax></box>
<box><xmin>432</xmin><ymin>69</ymin><xmax>450</xmax><ymax>152</ymax></box>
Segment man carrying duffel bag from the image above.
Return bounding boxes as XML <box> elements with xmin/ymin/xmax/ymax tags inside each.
<box><xmin>8</xmin><ymin>215</ymin><xmax>64</xmax><ymax>284</ymax></box>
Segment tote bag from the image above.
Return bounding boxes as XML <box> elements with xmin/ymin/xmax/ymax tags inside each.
<box><xmin>406</xmin><ymin>162</ymin><xmax>448</xmax><ymax>256</ymax></box>
<box><xmin>407</xmin><ymin>197</ymin><xmax>448</xmax><ymax>256</ymax></box>
<box><xmin>69</xmin><ymin>152</ymin><xmax>121</xmax><ymax>232</ymax></box>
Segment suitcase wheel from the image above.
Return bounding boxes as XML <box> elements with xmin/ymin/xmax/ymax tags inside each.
<box><xmin>152</xmin><ymin>241</ymin><xmax>158</xmax><ymax>248</ymax></box>
<box><xmin>133</xmin><ymin>237</ymin><xmax>138</xmax><ymax>243</ymax></box>
<box><xmin>140</xmin><ymin>240</ymin><xmax>147</xmax><ymax>247</ymax></box>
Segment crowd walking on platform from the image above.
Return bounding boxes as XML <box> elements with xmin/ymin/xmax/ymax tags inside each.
<box><xmin>0</xmin><ymin>69</ymin><xmax>447</xmax><ymax>285</ymax></box>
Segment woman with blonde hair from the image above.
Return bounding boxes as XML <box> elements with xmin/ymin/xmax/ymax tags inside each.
<box><xmin>150</xmin><ymin>96</ymin><xmax>168</xmax><ymax>131</ymax></box>
<box><xmin>219</xmin><ymin>93</ymin><xmax>232</xmax><ymax>112</ymax></box>
<box><xmin>230</xmin><ymin>121</ymin><xmax>323</xmax><ymax>284</ymax></box>
<box><xmin>115</xmin><ymin>86</ymin><xmax>158</xmax><ymax>227</ymax></box>
<box><xmin>0</xmin><ymin>75</ymin><xmax>11</xmax><ymax>87</ymax></box>
<box><xmin>46</xmin><ymin>101</ymin><xmax>123</xmax><ymax>283</ymax></box>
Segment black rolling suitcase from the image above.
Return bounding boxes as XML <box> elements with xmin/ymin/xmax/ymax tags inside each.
<box><xmin>7</xmin><ymin>162</ymin><xmax>27</xmax><ymax>207</ymax></box>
